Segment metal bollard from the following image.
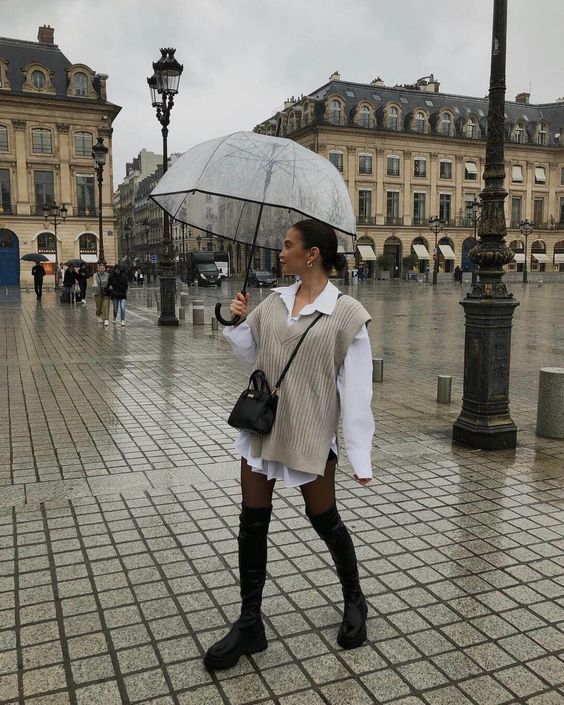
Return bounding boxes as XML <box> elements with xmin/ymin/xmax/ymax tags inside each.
<box><xmin>437</xmin><ymin>375</ymin><xmax>452</xmax><ymax>404</ymax></box>
<box><xmin>178</xmin><ymin>307</ymin><xmax>185</xmax><ymax>321</ymax></box>
<box><xmin>156</xmin><ymin>299</ymin><xmax>161</xmax><ymax>313</ymax></box>
<box><xmin>372</xmin><ymin>358</ymin><xmax>383</xmax><ymax>383</ymax></box>
<box><xmin>146</xmin><ymin>294</ymin><xmax>152</xmax><ymax>307</ymax></box>
<box><xmin>180</xmin><ymin>293</ymin><xmax>189</xmax><ymax>307</ymax></box>
<box><xmin>211</xmin><ymin>317</ymin><xmax>218</xmax><ymax>331</ymax></box>
<box><xmin>192</xmin><ymin>299</ymin><xmax>204</xmax><ymax>325</ymax></box>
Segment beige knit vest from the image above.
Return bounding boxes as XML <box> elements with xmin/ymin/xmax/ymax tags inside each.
<box><xmin>246</xmin><ymin>292</ymin><xmax>370</xmax><ymax>476</ymax></box>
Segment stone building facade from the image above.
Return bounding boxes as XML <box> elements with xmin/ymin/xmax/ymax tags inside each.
<box><xmin>254</xmin><ymin>72</ymin><xmax>564</xmax><ymax>277</ymax></box>
<box><xmin>0</xmin><ymin>25</ymin><xmax>121</xmax><ymax>287</ymax></box>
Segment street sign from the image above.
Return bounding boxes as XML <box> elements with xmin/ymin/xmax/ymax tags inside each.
<box><xmin>150</xmin><ymin>255</ymin><xmax>157</xmax><ymax>264</ymax></box>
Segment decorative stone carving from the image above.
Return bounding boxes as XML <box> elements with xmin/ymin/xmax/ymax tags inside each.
<box><xmin>12</xmin><ymin>120</ymin><xmax>26</xmax><ymax>130</ymax></box>
<box><xmin>455</xmin><ymin>155</ymin><xmax>464</xmax><ymax>163</ymax></box>
<box><xmin>99</xmin><ymin>128</ymin><xmax>113</xmax><ymax>138</ymax></box>
<box><xmin>317</xmin><ymin>143</ymin><xmax>326</xmax><ymax>151</ymax></box>
<box><xmin>346</xmin><ymin>146</ymin><xmax>356</xmax><ymax>154</ymax></box>
<box><xmin>56</xmin><ymin>123</ymin><xmax>70</xmax><ymax>134</ymax></box>
<box><xmin>430</xmin><ymin>152</ymin><xmax>438</xmax><ymax>159</ymax></box>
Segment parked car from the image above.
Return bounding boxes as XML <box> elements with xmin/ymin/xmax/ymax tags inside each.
<box><xmin>248</xmin><ymin>270</ymin><xmax>278</xmax><ymax>287</ymax></box>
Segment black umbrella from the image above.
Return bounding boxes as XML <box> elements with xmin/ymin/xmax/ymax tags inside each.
<box><xmin>21</xmin><ymin>253</ymin><xmax>49</xmax><ymax>262</ymax></box>
<box><xmin>64</xmin><ymin>259</ymin><xmax>87</xmax><ymax>267</ymax></box>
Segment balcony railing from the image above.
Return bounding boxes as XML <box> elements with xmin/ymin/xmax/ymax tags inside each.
<box><xmin>357</xmin><ymin>216</ymin><xmax>376</xmax><ymax>225</ymax></box>
<box><xmin>75</xmin><ymin>205</ymin><xmax>97</xmax><ymax>217</ymax></box>
<box><xmin>0</xmin><ymin>203</ymin><xmax>13</xmax><ymax>215</ymax></box>
<box><xmin>385</xmin><ymin>216</ymin><xmax>403</xmax><ymax>226</ymax></box>
<box><xmin>412</xmin><ymin>216</ymin><xmax>427</xmax><ymax>226</ymax></box>
<box><xmin>358</xmin><ymin>167</ymin><xmax>373</xmax><ymax>175</ymax></box>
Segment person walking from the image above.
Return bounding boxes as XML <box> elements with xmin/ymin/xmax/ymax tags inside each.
<box><xmin>76</xmin><ymin>264</ymin><xmax>88</xmax><ymax>303</ymax></box>
<box><xmin>31</xmin><ymin>262</ymin><xmax>46</xmax><ymax>301</ymax></box>
<box><xmin>108</xmin><ymin>264</ymin><xmax>128</xmax><ymax>326</ymax></box>
<box><xmin>62</xmin><ymin>265</ymin><xmax>77</xmax><ymax>304</ymax></box>
<box><xmin>92</xmin><ymin>261</ymin><xmax>111</xmax><ymax>326</ymax></box>
<box><xmin>204</xmin><ymin>219</ymin><xmax>374</xmax><ymax>671</ymax></box>
<box><xmin>57</xmin><ymin>262</ymin><xmax>66</xmax><ymax>289</ymax></box>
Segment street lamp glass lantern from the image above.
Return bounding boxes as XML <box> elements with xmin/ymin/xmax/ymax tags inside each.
<box><xmin>153</xmin><ymin>48</ymin><xmax>183</xmax><ymax>95</ymax></box>
<box><xmin>60</xmin><ymin>204</ymin><xmax>68</xmax><ymax>220</ymax></box>
<box><xmin>92</xmin><ymin>137</ymin><xmax>108</xmax><ymax>167</ymax></box>
<box><xmin>43</xmin><ymin>204</ymin><xmax>50</xmax><ymax>219</ymax></box>
<box><xmin>147</xmin><ymin>74</ymin><xmax>159</xmax><ymax>106</ymax></box>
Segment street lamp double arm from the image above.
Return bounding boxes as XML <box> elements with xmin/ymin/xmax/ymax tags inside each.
<box><xmin>147</xmin><ymin>48</ymin><xmax>183</xmax><ymax>326</ymax></box>
<box><xmin>519</xmin><ymin>219</ymin><xmax>534</xmax><ymax>284</ymax></box>
<box><xmin>428</xmin><ymin>216</ymin><xmax>443</xmax><ymax>285</ymax></box>
<box><xmin>466</xmin><ymin>196</ymin><xmax>483</xmax><ymax>285</ymax></box>
<box><xmin>92</xmin><ymin>137</ymin><xmax>108</xmax><ymax>263</ymax></box>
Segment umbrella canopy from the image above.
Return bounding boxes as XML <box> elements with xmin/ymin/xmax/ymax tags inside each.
<box><xmin>21</xmin><ymin>253</ymin><xmax>49</xmax><ymax>262</ymax></box>
<box><xmin>150</xmin><ymin>131</ymin><xmax>356</xmax><ymax>252</ymax></box>
<box><xmin>64</xmin><ymin>259</ymin><xmax>87</xmax><ymax>267</ymax></box>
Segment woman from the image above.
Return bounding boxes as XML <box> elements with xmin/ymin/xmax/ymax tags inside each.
<box><xmin>108</xmin><ymin>264</ymin><xmax>128</xmax><ymax>326</ymax></box>
<box><xmin>76</xmin><ymin>264</ymin><xmax>88</xmax><ymax>303</ymax></box>
<box><xmin>204</xmin><ymin>220</ymin><xmax>374</xmax><ymax>671</ymax></box>
<box><xmin>92</xmin><ymin>261</ymin><xmax>111</xmax><ymax>326</ymax></box>
<box><xmin>62</xmin><ymin>265</ymin><xmax>76</xmax><ymax>304</ymax></box>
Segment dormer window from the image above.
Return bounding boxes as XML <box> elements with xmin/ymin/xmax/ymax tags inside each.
<box><xmin>330</xmin><ymin>100</ymin><xmax>341</xmax><ymax>125</ymax></box>
<box><xmin>75</xmin><ymin>72</ymin><xmax>88</xmax><ymax>97</ymax></box>
<box><xmin>387</xmin><ymin>106</ymin><xmax>399</xmax><ymax>131</ymax></box>
<box><xmin>513</xmin><ymin>124</ymin><xmax>524</xmax><ymax>143</ymax></box>
<box><xmin>440</xmin><ymin>113</ymin><xmax>452</xmax><ymax>136</ymax></box>
<box><xmin>31</xmin><ymin>70</ymin><xmax>46</xmax><ymax>90</ymax></box>
<box><xmin>360</xmin><ymin>105</ymin><xmax>370</xmax><ymax>128</ymax></box>
<box><xmin>414</xmin><ymin>112</ymin><xmax>425</xmax><ymax>133</ymax></box>
<box><xmin>535</xmin><ymin>124</ymin><xmax>547</xmax><ymax>145</ymax></box>
<box><xmin>464</xmin><ymin>119</ymin><xmax>476</xmax><ymax>139</ymax></box>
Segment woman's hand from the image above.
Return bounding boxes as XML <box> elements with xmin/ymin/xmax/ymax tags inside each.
<box><xmin>229</xmin><ymin>292</ymin><xmax>250</xmax><ymax>320</ymax></box>
<box><xmin>353</xmin><ymin>473</ymin><xmax>372</xmax><ymax>486</ymax></box>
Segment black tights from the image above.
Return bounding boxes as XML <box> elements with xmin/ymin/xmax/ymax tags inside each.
<box><xmin>240</xmin><ymin>454</ymin><xmax>337</xmax><ymax>517</ymax></box>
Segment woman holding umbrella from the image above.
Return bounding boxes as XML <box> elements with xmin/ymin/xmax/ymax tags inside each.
<box><xmin>204</xmin><ymin>219</ymin><xmax>374</xmax><ymax>670</ymax></box>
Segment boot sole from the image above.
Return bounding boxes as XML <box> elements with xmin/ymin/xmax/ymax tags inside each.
<box><xmin>203</xmin><ymin>634</ymin><xmax>268</xmax><ymax>671</ymax></box>
<box><xmin>337</xmin><ymin>623</ymin><xmax>367</xmax><ymax>650</ymax></box>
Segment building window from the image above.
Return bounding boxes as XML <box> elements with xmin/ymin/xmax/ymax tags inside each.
<box><xmin>560</xmin><ymin>197</ymin><xmax>564</xmax><ymax>224</ymax></box>
<box><xmin>37</xmin><ymin>232</ymin><xmax>56</xmax><ymax>252</ymax></box>
<box><xmin>535</xmin><ymin>166</ymin><xmax>546</xmax><ymax>184</ymax></box>
<box><xmin>32</xmin><ymin>128</ymin><xmax>53</xmax><ymax>154</ymax></box>
<box><xmin>413</xmin><ymin>158</ymin><xmax>426</xmax><ymax>178</ymax></box>
<box><xmin>535</xmin><ymin>125</ymin><xmax>547</xmax><ymax>145</ymax></box>
<box><xmin>533</xmin><ymin>198</ymin><xmax>544</xmax><ymax>225</ymax></box>
<box><xmin>512</xmin><ymin>165</ymin><xmax>524</xmax><ymax>183</ymax></box>
<box><xmin>76</xmin><ymin>175</ymin><xmax>95</xmax><ymax>215</ymax></box>
<box><xmin>414</xmin><ymin>112</ymin><xmax>425</xmax><ymax>133</ymax></box>
<box><xmin>387</xmin><ymin>155</ymin><xmax>400</xmax><ymax>176</ymax></box>
<box><xmin>464</xmin><ymin>119</ymin><xmax>476</xmax><ymax>139</ymax></box>
<box><xmin>465</xmin><ymin>161</ymin><xmax>478</xmax><ymax>180</ymax></box>
<box><xmin>0</xmin><ymin>126</ymin><xmax>7</xmax><ymax>152</ymax></box>
<box><xmin>413</xmin><ymin>193</ymin><xmax>426</xmax><ymax>224</ymax></box>
<box><xmin>0</xmin><ymin>169</ymin><xmax>11</xmax><ymax>212</ymax></box>
<box><xmin>79</xmin><ymin>233</ymin><xmax>98</xmax><ymax>254</ymax></box>
<box><xmin>439</xmin><ymin>193</ymin><xmax>451</xmax><ymax>223</ymax></box>
<box><xmin>358</xmin><ymin>190</ymin><xmax>372</xmax><ymax>221</ymax></box>
<box><xmin>387</xmin><ymin>107</ymin><xmax>398</xmax><ymax>131</ymax></box>
<box><xmin>34</xmin><ymin>171</ymin><xmax>55</xmax><ymax>212</ymax></box>
<box><xmin>74</xmin><ymin>72</ymin><xmax>88</xmax><ymax>96</ymax></box>
<box><xmin>439</xmin><ymin>160</ymin><xmax>452</xmax><ymax>179</ymax></box>
<box><xmin>386</xmin><ymin>191</ymin><xmax>400</xmax><ymax>222</ymax></box>
<box><xmin>360</xmin><ymin>106</ymin><xmax>370</xmax><ymax>128</ymax></box>
<box><xmin>328</xmin><ymin>151</ymin><xmax>343</xmax><ymax>172</ymax></box>
<box><xmin>359</xmin><ymin>154</ymin><xmax>372</xmax><ymax>174</ymax></box>
<box><xmin>74</xmin><ymin>132</ymin><xmax>93</xmax><ymax>157</ymax></box>
<box><xmin>31</xmin><ymin>70</ymin><xmax>46</xmax><ymax>89</ymax></box>
<box><xmin>561</xmin><ymin>167</ymin><xmax>564</xmax><ymax>185</ymax></box>
<box><xmin>440</xmin><ymin>113</ymin><xmax>452</xmax><ymax>136</ymax></box>
<box><xmin>330</xmin><ymin>100</ymin><xmax>341</xmax><ymax>125</ymax></box>
<box><xmin>511</xmin><ymin>197</ymin><xmax>522</xmax><ymax>226</ymax></box>
<box><xmin>513</xmin><ymin>124</ymin><xmax>524</xmax><ymax>143</ymax></box>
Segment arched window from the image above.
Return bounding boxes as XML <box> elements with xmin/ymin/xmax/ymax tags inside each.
<box><xmin>330</xmin><ymin>100</ymin><xmax>341</xmax><ymax>125</ymax></box>
<box><xmin>0</xmin><ymin>125</ymin><xmax>7</xmax><ymax>152</ymax></box>
<box><xmin>440</xmin><ymin>112</ymin><xmax>452</xmax><ymax>136</ymax></box>
<box><xmin>31</xmin><ymin>70</ymin><xmax>46</xmax><ymax>89</ymax></box>
<box><xmin>37</xmin><ymin>232</ymin><xmax>56</xmax><ymax>252</ymax></box>
<box><xmin>360</xmin><ymin>105</ymin><xmax>370</xmax><ymax>128</ymax></box>
<box><xmin>535</xmin><ymin>124</ymin><xmax>547</xmax><ymax>145</ymax></box>
<box><xmin>74</xmin><ymin>72</ymin><xmax>88</xmax><ymax>97</ymax></box>
<box><xmin>32</xmin><ymin>128</ymin><xmax>53</xmax><ymax>154</ymax></box>
<box><xmin>414</xmin><ymin>111</ymin><xmax>425</xmax><ymax>133</ymax></box>
<box><xmin>464</xmin><ymin>119</ymin><xmax>476</xmax><ymax>139</ymax></box>
<box><xmin>79</xmin><ymin>233</ymin><xmax>97</xmax><ymax>254</ymax></box>
<box><xmin>387</xmin><ymin>106</ymin><xmax>399</xmax><ymax>130</ymax></box>
<box><xmin>513</xmin><ymin>124</ymin><xmax>524</xmax><ymax>143</ymax></box>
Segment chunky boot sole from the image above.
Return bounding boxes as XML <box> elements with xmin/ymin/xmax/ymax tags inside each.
<box><xmin>337</xmin><ymin>598</ymin><xmax>368</xmax><ymax>650</ymax></box>
<box><xmin>203</xmin><ymin>632</ymin><xmax>268</xmax><ymax>670</ymax></box>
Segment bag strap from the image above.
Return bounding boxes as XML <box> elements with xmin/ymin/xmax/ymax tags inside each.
<box><xmin>272</xmin><ymin>312</ymin><xmax>324</xmax><ymax>394</ymax></box>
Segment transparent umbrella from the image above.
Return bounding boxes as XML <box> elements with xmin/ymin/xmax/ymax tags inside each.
<box><xmin>150</xmin><ymin>131</ymin><xmax>356</xmax><ymax>325</ymax></box>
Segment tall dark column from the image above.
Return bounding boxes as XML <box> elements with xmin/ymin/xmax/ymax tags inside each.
<box><xmin>452</xmin><ymin>0</ymin><xmax>519</xmax><ymax>450</ymax></box>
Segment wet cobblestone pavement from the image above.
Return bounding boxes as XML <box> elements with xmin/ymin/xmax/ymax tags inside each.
<box><xmin>0</xmin><ymin>280</ymin><xmax>563</xmax><ymax>705</ymax></box>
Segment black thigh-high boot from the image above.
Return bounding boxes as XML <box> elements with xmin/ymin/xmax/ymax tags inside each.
<box><xmin>203</xmin><ymin>505</ymin><xmax>272</xmax><ymax>670</ymax></box>
<box><xmin>307</xmin><ymin>503</ymin><xmax>367</xmax><ymax>649</ymax></box>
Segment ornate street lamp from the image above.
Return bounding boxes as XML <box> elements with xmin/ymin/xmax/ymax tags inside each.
<box><xmin>519</xmin><ymin>219</ymin><xmax>534</xmax><ymax>284</ymax></box>
<box><xmin>43</xmin><ymin>202</ymin><xmax>67</xmax><ymax>286</ymax></box>
<box><xmin>453</xmin><ymin>0</ymin><xmax>519</xmax><ymax>450</ymax></box>
<box><xmin>428</xmin><ymin>216</ymin><xmax>443</xmax><ymax>285</ymax></box>
<box><xmin>124</xmin><ymin>218</ymin><xmax>132</xmax><ymax>262</ymax></box>
<box><xmin>142</xmin><ymin>216</ymin><xmax>150</xmax><ymax>279</ymax></box>
<box><xmin>466</xmin><ymin>196</ymin><xmax>483</xmax><ymax>286</ymax></box>
<box><xmin>148</xmin><ymin>48</ymin><xmax>183</xmax><ymax>326</ymax></box>
<box><xmin>92</xmin><ymin>137</ymin><xmax>108</xmax><ymax>262</ymax></box>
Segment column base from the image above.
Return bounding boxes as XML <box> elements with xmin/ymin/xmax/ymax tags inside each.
<box><xmin>158</xmin><ymin>315</ymin><xmax>179</xmax><ymax>327</ymax></box>
<box><xmin>452</xmin><ymin>416</ymin><xmax>517</xmax><ymax>450</ymax></box>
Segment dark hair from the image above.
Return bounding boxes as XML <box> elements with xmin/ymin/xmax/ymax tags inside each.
<box><xmin>291</xmin><ymin>219</ymin><xmax>347</xmax><ymax>273</ymax></box>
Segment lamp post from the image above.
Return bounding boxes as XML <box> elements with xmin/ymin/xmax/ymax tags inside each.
<box><xmin>148</xmin><ymin>48</ymin><xmax>183</xmax><ymax>326</ymax></box>
<box><xmin>92</xmin><ymin>137</ymin><xmax>108</xmax><ymax>263</ymax></box>
<box><xmin>43</xmin><ymin>201</ymin><xmax>67</xmax><ymax>286</ymax></box>
<box><xmin>467</xmin><ymin>196</ymin><xmax>483</xmax><ymax>286</ymax></box>
<box><xmin>519</xmin><ymin>219</ymin><xmax>533</xmax><ymax>284</ymax></box>
<box><xmin>142</xmin><ymin>216</ymin><xmax>150</xmax><ymax>281</ymax></box>
<box><xmin>124</xmin><ymin>218</ymin><xmax>132</xmax><ymax>263</ymax></box>
<box><xmin>453</xmin><ymin>0</ymin><xmax>519</xmax><ymax>450</ymax></box>
<box><xmin>428</xmin><ymin>216</ymin><xmax>443</xmax><ymax>285</ymax></box>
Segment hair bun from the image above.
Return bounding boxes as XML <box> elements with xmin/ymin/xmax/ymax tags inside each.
<box><xmin>333</xmin><ymin>253</ymin><xmax>347</xmax><ymax>271</ymax></box>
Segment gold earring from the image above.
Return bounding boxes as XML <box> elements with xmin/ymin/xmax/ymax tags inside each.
<box><xmin>306</xmin><ymin>260</ymin><xmax>313</xmax><ymax>268</ymax></box>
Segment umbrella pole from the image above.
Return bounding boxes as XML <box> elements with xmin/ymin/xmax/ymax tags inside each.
<box><xmin>215</xmin><ymin>203</ymin><xmax>264</xmax><ymax>326</ymax></box>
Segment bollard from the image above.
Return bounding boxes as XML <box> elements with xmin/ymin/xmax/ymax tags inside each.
<box><xmin>437</xmin><ymin>375</ymin><xmax>452</xmax><ymax>404</ymax></box>
<box><xmin>156</xmin><ymin>299</ymin><xmax>161</xmax><ymax>313</ymax></box>
<box><xmin>372</xmin><ymin>358</ymin><xmax>383</xmax><ymax>383</ymax></box>
<box><xmin>536</xmin><ymin>368</ymin><xmax>564</xmax><ymax>438</ymax></box>
<box><xmin>180</xmin><ymin>293</ymin><xmax>189</xmax><ymax>308</ymax></box>
<box><xmin>178</xmin><ymin>307</ymin><xmax>185</xmax><ymax>321</ymax></box>
<box><xmin>146</xmin><ymin>294</ymin><xmax>153</xmax><ymax>308</ymax></box>
<box><xmin>211</xmin><ymin>317</ymin><xmax>218</xmax><ymax>331</ymax></box>
<box><xmin>192</xmin><ymin>299</ymin><xmax>204</xmax><ymax>325</ymax></box>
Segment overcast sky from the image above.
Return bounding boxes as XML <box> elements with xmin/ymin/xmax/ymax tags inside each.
<box><xmin>4</xmin><ymin>0</ymin><xmax>564</xmax><ymax>185</ymax></box>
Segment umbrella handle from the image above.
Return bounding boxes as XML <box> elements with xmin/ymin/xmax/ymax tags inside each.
<box><xmin>214</xmin><ymin>302</ymin><xmax>241</xmax><ymax>327</ymax></box>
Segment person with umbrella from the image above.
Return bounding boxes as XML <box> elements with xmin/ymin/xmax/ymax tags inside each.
<box><xmin>203</xmin><ymin>219</ymin><xmax>374</xmax><ymax>670</ymax></box>
<box><xmin>31</xmin><ymin>261</ymin><xmax>46</xmax><ymax>301</ymax></box>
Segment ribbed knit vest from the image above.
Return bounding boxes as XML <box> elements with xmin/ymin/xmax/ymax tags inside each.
<box><xmin>246</xmin><ymin>292</ymin><xmax>370</xmax><ymax>476</ymax></box>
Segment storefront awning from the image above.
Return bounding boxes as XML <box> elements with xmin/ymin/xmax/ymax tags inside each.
<box><xmin>512</xmin><ymin>165</ymin><xmax>523</xmax><ymax>182</ymax></box>
<box><xmin>412</xmin><ymin>244</ymin><xmax>430</xmax><ymax>260</ymax></box>
<box><xmin>357</xmin><ymin>244</ymin><xmax>377</xmax><ymax>260</ymax></box>
<box><xmin>535</xmin><ymin>167</ymin><xmax>546</xmax><ymax>183</ymax></box>
<box><xmin>465</xmin><ymin>161</ymin><xmax>478</xmax><ymax>174</ymax></box>
<box><xmin>532</xmin><ymin>253</ymin><xmax>549</xmax><ymax>262</ymax></box>
<box><xmin>40</xmin><ymin>253</ymin><xmax>57</xmax><ymax>263</ymax></box>
<box><xmin>554</xmin><ymin>253</ymin><xmax>564</xmax><ymax>263</ymax></box>
<box><xmin>438</xmin><ymin>244</ymin><xmax>456</xmax><ymax>260</ymax></box>
<box><xmin>81</xmin><ymin>254</ymin><xmax>99</xmax><ymax>263</ymax></box>
<box><xmin>513</xmin><ymin>253</ymin><xmax>525</xmax><ymax>263</ymax></box>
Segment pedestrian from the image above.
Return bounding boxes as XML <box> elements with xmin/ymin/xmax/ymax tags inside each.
<box><xmin>57</xmin><ymin>262</ymin><xmax>66</xmax><ymax>289</ymax></box>
<box><xmin>92</xmin><ymin>261</ymin><xmax>111</xmax><ymax>326</ymax></box>
<box><xmin>62</xmin><ymin>265</ymin><xmax>76</xmax><ymax>303</ymax></box>
<box><xmin>31</xmin><ymin>262</ymin><xmax>46</xmax><ymax>301</ymax></box>
<box><xmin>138</xmin><ymin>269</ymin><xmax>144</xmax><ymax>287</ymax></box>
<box><xmin>204</xmin><ymin>219</ymin><xmax>374</xmax><ymax>671</ymax></box>
<box><xmin>76</xmin><ymin>264</ymin><xmax>88</xmax><ymax>303</ymax></box>
<box><xmin>108</xmin><ymin>264</ymin><xmax>128</xmax><ymax>326</ymax></box>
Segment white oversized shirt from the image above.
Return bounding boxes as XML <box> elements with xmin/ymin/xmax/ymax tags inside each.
<box><xmin>224</xmin><ymin>280</ymin><xmax>374</xmax><ymax>486</ymax></box>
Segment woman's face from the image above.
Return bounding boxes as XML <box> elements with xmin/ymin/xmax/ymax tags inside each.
<box><xmin>280</xmin><ymin>227</ymin><xmax>315</xmax><ymax>276</ymax></box>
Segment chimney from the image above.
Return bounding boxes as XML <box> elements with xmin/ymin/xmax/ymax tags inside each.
<box><xmin>37</xmin><ymin>25</ymin><xmax>54</xmax><ymax>44</ymax></box>
<box><xmin>515</xmin><ymin>92</ymin><xmax>530</xmax><ymax>104</ymax></box>
<box><xmin>370</xmin><ymin>76</ymin><xmax>384</xmax><ymax>87</ymax></box>
<box><xmin>329</xmin><ymin>70</ymin><xmax>341</xmax><ymax>81</ymax></box>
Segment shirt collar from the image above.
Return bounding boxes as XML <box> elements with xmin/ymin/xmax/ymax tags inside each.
<box><xmin>272</xmin><ymin>280</ymin><xmax>340</xmax><ymax>316</ymax></box>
